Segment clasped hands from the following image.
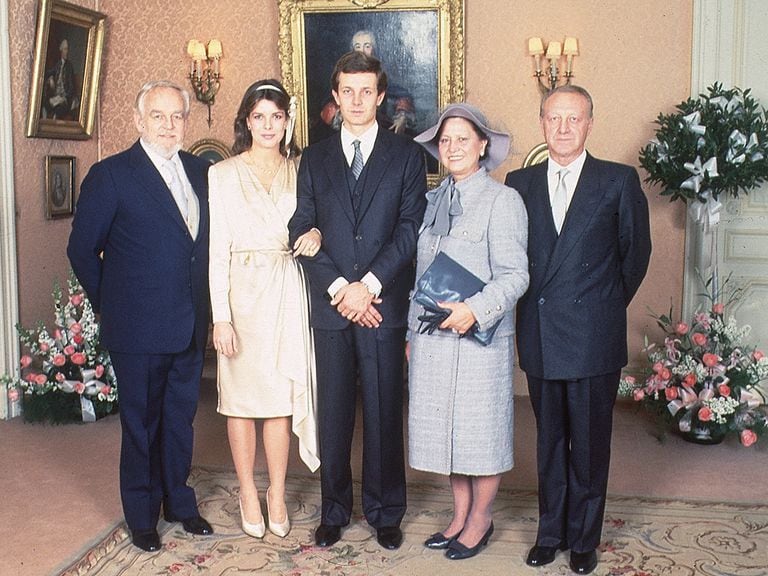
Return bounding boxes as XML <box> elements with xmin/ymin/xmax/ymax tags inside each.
<box><xmin>332</xmin><ymin>282</ymin><xmax>383</xmax><ymax>329</ymax></box>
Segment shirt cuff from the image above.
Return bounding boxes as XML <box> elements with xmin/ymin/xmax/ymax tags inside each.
<box><xmin>328</xmin><ymin>277</ymin><xmax>349</xmax><ymax>299</ymax></box>
<box><xmin>361</xmin><ymin>272</ymin><xmax>382</xmax><ymax>297</ymax></box>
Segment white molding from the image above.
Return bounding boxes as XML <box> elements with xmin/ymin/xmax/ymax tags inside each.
<box><xmin>0</xmin><ymin>0</ymin><xmax>21</xmax><ymax>419</ymax></box>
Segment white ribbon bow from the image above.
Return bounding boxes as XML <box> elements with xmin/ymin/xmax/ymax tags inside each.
<box><xmin>682</xmin><ymin>111</ymin><xmax>707</xmax><ymax>136</ymax></box>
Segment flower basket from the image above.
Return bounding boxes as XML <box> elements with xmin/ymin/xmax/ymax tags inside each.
<box><xmin>638</xmin><ymin>83</ymin><xmax>768</xmax><ymax>224</ymax></box>
<box><xmin>2</xmin><ymin>271</ymin><xmax>118</xmax><ymax>424</ymax></box>
<box><xmin>620</xmin><ymin>275</ymin><xmax>768</xmax><ymax>447</ymax></box>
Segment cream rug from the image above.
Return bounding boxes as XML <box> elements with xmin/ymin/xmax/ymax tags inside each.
<box><xmin>59</xmin><ymin>466</ymin><xmax>768</xmax><ymax>576</ymax></box>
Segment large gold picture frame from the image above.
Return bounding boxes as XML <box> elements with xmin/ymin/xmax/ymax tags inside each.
<box><xmin>278</xmin><ymin>0</ymin><xmax>465</xmax><ymax>182</ymax></box>
<box><xmin>26</xmin><ymin>0</ymin><xmax>106</xmax><ymax>140</ymax></box>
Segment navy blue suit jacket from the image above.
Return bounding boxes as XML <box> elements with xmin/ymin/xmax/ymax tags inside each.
<box><xmin>289</xmin><ymin>128</ymin><xmax>427</xmax><ymax>329</ymax></box>
<box><xmin>505</xmin><ymin>154</ymin><xmax>651</xmax><ymax>380</ymax></box>
<box><xmin>67</xmin><ymin>140</ymin><xmax>210</xmax><ymax>354</ymax></box>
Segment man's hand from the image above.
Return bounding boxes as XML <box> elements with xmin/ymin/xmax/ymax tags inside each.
<box><xmin>437</xmin><ymin>301</ymin><xmax>477</xmax><ymax>335</ymax></box>
<box><xmin>213</xmin><ymin>322</ymin><xmax>238</xmax><ymax>358</ymax></box>
<box><xmin>331</xmin><ymin>282</ymin><xmax>383</xmax><ymax>327</ymax></box>
<box><xmin>293</xmin><ymin>228</ymin><xmax>322</xmax><ymax>257</ymax></box>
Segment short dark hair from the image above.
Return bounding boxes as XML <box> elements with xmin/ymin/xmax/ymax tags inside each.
<box><xmin>331</xmin><ymin>51</ymin><xmax>387</xmax><ymax>95</ymax></box>
<box><xmin>540</xmin><ymin>85</ymin><xmax>594</xmax><ymax>118</ymax></box>
<box><xmin>232</xmin><ymin>79</ymin><xmax>301</xmax><ymax>157</ymax></box>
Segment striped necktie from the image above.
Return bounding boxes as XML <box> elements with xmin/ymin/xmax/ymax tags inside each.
<box><xmin>351</xmin><ymin>139</ymin><xmax>364</xmax><ymax>180</ymax></box>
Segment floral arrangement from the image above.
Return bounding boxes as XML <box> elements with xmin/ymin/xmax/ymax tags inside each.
<box><xmin>639</xmin><ymin>83</ymin><xmax>768</xmax><ymax>212</ymax></box>
<box><xmin>620</xmin><ymin>276</ymin><xmax>768</xmax><ymax>447</ymax></box>
<box><xmin>2</xmin><ymin>271</ymin><xmax>118</xmax><ymax>424</ymax></box>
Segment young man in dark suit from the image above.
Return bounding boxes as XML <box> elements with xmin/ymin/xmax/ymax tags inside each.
<box><xmin>68</xmin><ymin>80</ymin><xmax>212</xmax><ymax>552</ymax></box>
<box><xmin>504</xmin><ymin>85</ymin><xmax>651</xmax><ymax>575</ymax></box>
<box><xmin>289</xmin><ymin>51</ymin><xmax>427</xmax><ymax>551</ymax></box>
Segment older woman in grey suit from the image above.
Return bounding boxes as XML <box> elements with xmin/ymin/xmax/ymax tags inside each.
<box><xmin>408</xmin><ymin>104</ymin><xmax>529</xmax><ymax>560</ymax></box>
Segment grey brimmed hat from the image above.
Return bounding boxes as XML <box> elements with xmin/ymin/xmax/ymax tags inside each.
<box><xmin>414</xmin><ymin>103</ymin><xmax>510</xmax><ymax>171</ymax></box>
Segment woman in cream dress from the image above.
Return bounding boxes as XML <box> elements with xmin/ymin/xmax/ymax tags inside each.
<box><xmin>209</xmin><ymin>79</ymin><xmax>320</xmax><ymax>539</ymax></box>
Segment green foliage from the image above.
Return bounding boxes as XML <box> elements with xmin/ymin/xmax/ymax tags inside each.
<box><xmin>639</xmin><ymin>83</ymin><xmax>768</xmax><ymax>202</ymax></box>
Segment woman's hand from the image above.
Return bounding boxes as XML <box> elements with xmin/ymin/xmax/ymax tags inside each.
<box><xmin>437</xmin><ymin>301</ymin><xmax>477</xmax><ymax>335</ymax></box>
<box><xmin>293</xmin><ymin>228</ymin><xmax>322</xmax><ymax>257</ymax></box>
<box><xmin>213</xmin><ymin>322</ymin><xmax>238</xmax><ymax>358</ymax></box>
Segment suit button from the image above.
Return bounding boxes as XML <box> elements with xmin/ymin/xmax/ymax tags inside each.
<box><xmin>538</xmin><ymin>297</ymin><xmax>545</xmax><ymax>305</ymax></box>
<box><xmin>353</xmin><ymin>264</ymin><xmax>359</xmax><ymax>271</ymax></box>
<box><xmin>355</xmin><ymin>235</ymin><xmax>363</xmax><ymax>241</ymax></box>
<box><xmin>191</xmin><ymin>256</ymin><xmax>196</xmax><ymax>263</ymax></box>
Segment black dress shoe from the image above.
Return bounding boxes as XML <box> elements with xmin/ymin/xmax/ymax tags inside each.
<box><xmin>424</xmin><ymin>530</ymin><xmax>461</xmax><ymax>549</ymax></box>
<box><xmin>315</xmin><ymin>524</ymin><xmax>342</xmax><ymax>547</ymax></box>
<box><xmin>525</xmin><ymin>545</ymin><xmax>560</xmax><ymax>567</ymax></box>
<box><xmin>445</xmin><ymin>522</ymin><xmax>494</xmax><ymax>560</ymax></box>
<box><xmin>570</xmin><ymin>550</ymin><xmax>598</xmax><ymax>574</ymax></box>
<box><xmin>131</xmin><ymin>529</ymin><xmax>161</xmax><ymax>552</ymax></box>
<box><xmin>181</xmin><ymin>515</ymin><xmax>213</xmax><ymax>535</ymax></box>
<box><xmin>376</xmin><ymin>526</ymin><xmax>403</xmax><ymax>550</ymax></box>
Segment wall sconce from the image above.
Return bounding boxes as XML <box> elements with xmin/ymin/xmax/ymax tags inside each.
<box><xmin>528</xmin><ymin>36</ymin><xmax>578</xmax><ymax>94</ymax></box>
<box><xmin>186</xmin><ymin>39</ymin><xmax>222</xmax><ymax>128</ymax></box>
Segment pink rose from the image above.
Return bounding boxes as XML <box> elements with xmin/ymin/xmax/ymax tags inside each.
<box><xmin>74</xmin><ymin>382</ymin><xmax>85</xmax><ymax>394</ymax></box>
<box><xmin>7</xmin><ymin>388</ymin><xmax>19</xmax><ymax>403</ymax></box>
<box><xmin>712</xmin><ymin>303</ymin><xmax>725</xmax><ymax>315</ymax></box>
<box><xmin>63</xmin><ymin>345</ymin><xmax>75</xmax><ymax>356</ymax></box>
<box><xmin>683</xmin><ymin>373</ymin><xmax>697</xmax><ymax>388</ymax></box>
<box><xmin>95</xmin><ymin>364</ymin><xmax>105</xmax><ymax>378</ymax></box>
<box><xmin>653</xmin><ymin>362</ymin><xmax>664</xmax><ymax>374</ymax></box>
<box><xmin>73</xmin><ymin>334</ymin><xmax>84</xmax><ymax>345</ymax></box>
<box><xmin>52</xmin><ymin>354</ymin><xmax>66</xmax><ymax>367</ymax></box>
<box><xmin>34</xmin><ymin>374</ymin><xmax>48</xmax><ymax>386</ymax></box>
<box><xmin>692</xmin><ymin>333</ymin><xmax>708</xmax><ymax>347</ymax></box>
<box><xmin>70</xmin><ymin>293</ymin><xmax>83</xmax><ymax>306</ymax></box>
<box><xmin>100</xmin><ymin>385</ymin><xmax>111</xmax><ymax>396</ymax></box>
<box><xmin>754</xmin><ymin>351</ymin><xmax>765</xmax><ymax>361</ymax></box>
<box><xmin>54</xmin><ymin>329</ymin><xmax>63</xmax><ymax>340</ymax></box>
<box><xmin>624</xmin><ymin>375</ymin><xmax>636</xmax><ymax>386</ymax></box>
<box><xmin>70</xmin><ymin>322</ymin><xmax>82</xmax><ymax>335</ymax></box>
<box><xmin>718</xmin><ymin>383</ymin><xmax>731</xmax><ymax>397</ymax></box>
<box><xmin>698</xmin><ymin>406</ymin><xmax>713</xmax><ymax>422</ymax></box>
<box><xmin>665</xmin><ymin>387</ymin><xmax>679</xmax><ymax>401</ymax></box>
<box><xmin>24</xmin><ymin>372</ymin><xmax>38</xmax><ymax>383</ymax></box>
<box><xmin>20</xmin><ymin>355</ymin><xmax>32</xmax><ymax>368</ymax></box>
<box><xmin>632</xmin><ymin>389</ymin><xmax>645</xmax><ymax>401</ymax></box>
<box><xmin>702</xmin><ymin>353</ymin><xmax>720</xmax><ymax>367</ymax></box>
<box><xmin>55</xmin><ymin>372</ymin><xmax>65</xmax><ymax>382</ymax></box>
<box><xmin>660</xmin><ymin>368</ymin><xmax>672</xmax><ymax>381</ymax></box>
<box><xmin>39</xmin><ymin>343</ymin><xmax>49</xmax><ymax>352</ymax></box>
<box><xmin>70</xmin><ymin>352</ymin><xmax>86</xmax><ymax>366</ymax></box>
<box><xmin>675</xmin><ymin>322</ymin><xmax>689</xmax><ymax>335</ymax></box>
<box><xmin>740</xmin><ymin>429</ymin><xmax>758</xmax><ymax>447</ymax></box>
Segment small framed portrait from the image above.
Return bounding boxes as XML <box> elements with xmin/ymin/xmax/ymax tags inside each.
<box><xmin>26</xmin><ymin>0</ymin><xmax>106</xmax><ymax>140</ymax></box>
<box><xmin>45</xmin><ymin>155</ymin><xmax>75</xmax><ymax>219</ymax></box>
<box><xmin>188</xmin><ymin>138</ymin><xmax>231</xmax><ymax>164</ymax></box>
<box><xmin>277</xmin><ymin>0</ymin><xmax>465</xmax><ymax>185</ymax></box>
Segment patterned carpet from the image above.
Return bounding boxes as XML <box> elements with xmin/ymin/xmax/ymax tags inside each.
<box><xmin>59</xmin><ymin>466</ymin><xmax>768</xmax><ymax>576</ymax></box>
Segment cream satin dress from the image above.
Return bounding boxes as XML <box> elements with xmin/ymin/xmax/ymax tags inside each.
<box><xmin>208</xmin><ymin>154</ymin><xmax>319</xmax><ymax>471</ymax></box>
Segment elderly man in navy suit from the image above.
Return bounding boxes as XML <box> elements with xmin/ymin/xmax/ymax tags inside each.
<box><xmin>68</xmin><ymin>80</ymin><xmax>212</xmax><ymax>552</ymax></box>
<box><xmin>289</xmin><ymin>51</ymin><xmax>427</xmax><ymax>551</ymax></box>
<box><xmin>505</xmin><ymin>85</ymin><xmax>651</xmax><ymax>575</ymax></box>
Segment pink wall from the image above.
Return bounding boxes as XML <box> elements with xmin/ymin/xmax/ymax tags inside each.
<box><xmin>9</xmin><ymin>0</ymin><xmax>691</xmax><ymax>378</ymax></box>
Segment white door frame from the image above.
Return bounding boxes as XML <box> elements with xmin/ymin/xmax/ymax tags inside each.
<box><xmin>0</xmin><ymin>0</ymin><xmax>21</xmax><ymax>419</ymax></box>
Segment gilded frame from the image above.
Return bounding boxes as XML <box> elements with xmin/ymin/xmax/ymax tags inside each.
<box><xmin>522</xmin><ymin>142</ymin><xmax>549</xmax><ymax>167</ymax></box>
<box><xmin>44</xmin><ymin>155</ymin><xmax>75</xmax><ymax>219</ymax></box>
<box><xmin>26</xmin><ymin>0</ymin><xmax>106</xmax><ymax>140</ymax></box>
<box><xmin>188</xmin><ymin>138</ymin><xmax>231</xmax><ymax>164</ymax></box>
<box><xmin>278</xmin><ymin>0</ymin><xmax>465</xmax><ymax>184</ymax></box>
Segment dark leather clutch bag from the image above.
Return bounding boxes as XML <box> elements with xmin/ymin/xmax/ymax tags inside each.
<box><xmin>413</xmin><ymin>252</ymin><xmax>500</xmax><ymax>346</ymax></box>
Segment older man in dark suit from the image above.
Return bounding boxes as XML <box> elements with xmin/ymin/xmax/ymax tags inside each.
<box><xmin>68</xmin><ymin>80</ymin><xmax>212</xmax><ymax>553</ymax></box>
<box><xmin>289</xmin><ymin>51</ymin><xmax>427</xmax><ymax>551</ymax></box>
<box><xmin>504</xmin><ymin>85</ymin><xmax>651</xmax><ymax>575</ymax></box>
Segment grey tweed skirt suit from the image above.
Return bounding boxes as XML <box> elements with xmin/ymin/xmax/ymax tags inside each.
<box><xmin>407</xmin><ymin>168</ymin><xmax>529</xmax><ymax>475</ymax></box>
